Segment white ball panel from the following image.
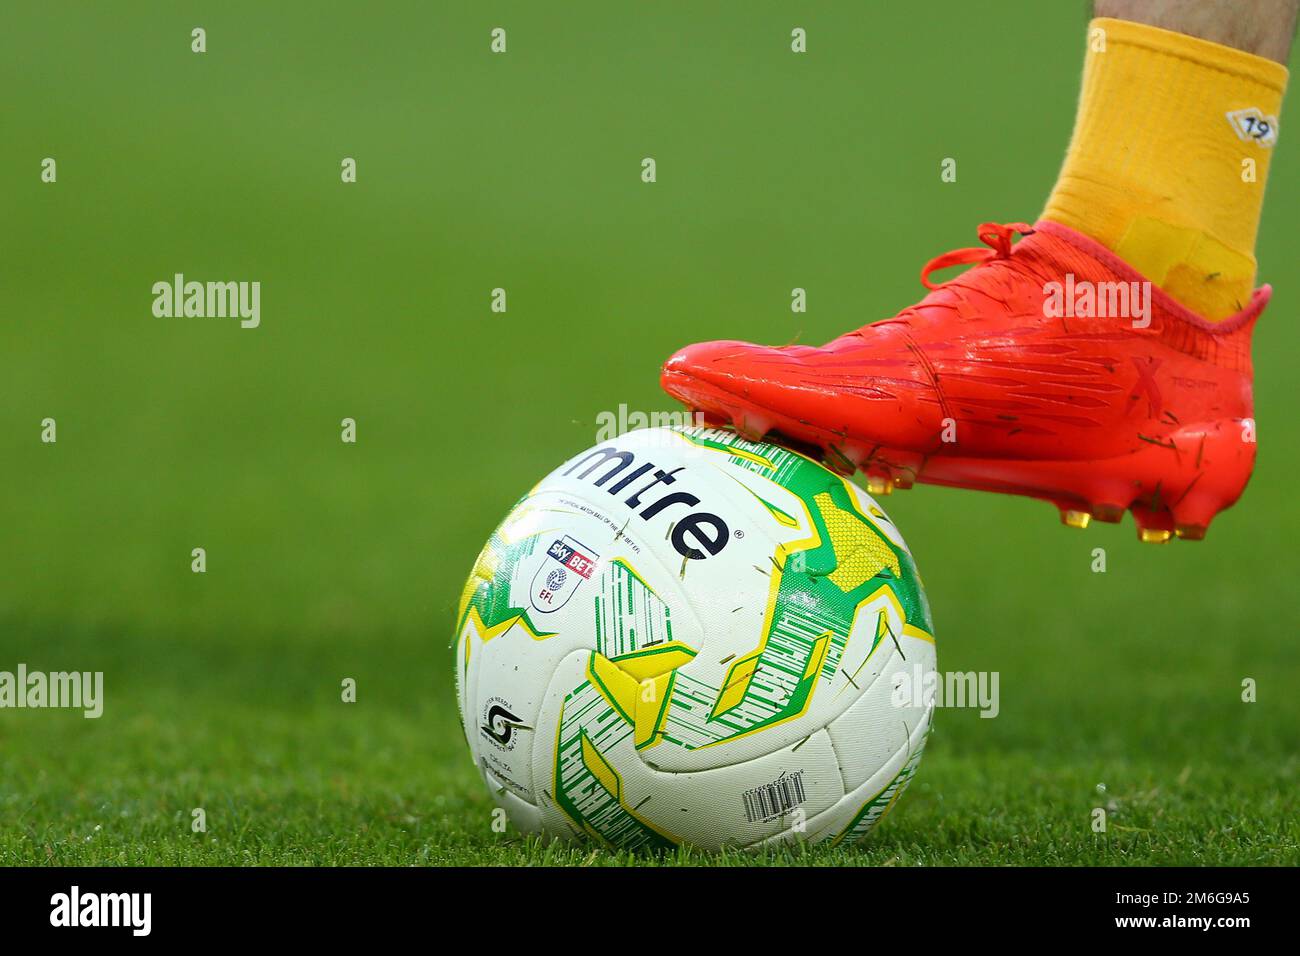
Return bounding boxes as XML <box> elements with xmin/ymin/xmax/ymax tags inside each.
<box><xmin>826</xmin><ymin>635</ymin><xmax>936</xmax><ymax>790</ymax></box>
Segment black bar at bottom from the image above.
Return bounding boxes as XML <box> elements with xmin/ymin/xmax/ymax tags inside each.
<box><xmin>0</xmin><ymin>865</ymin><xmax>1289</xmax><ymax>941</ymax></box>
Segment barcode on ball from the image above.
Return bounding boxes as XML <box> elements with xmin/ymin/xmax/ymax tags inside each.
<box><xmin>742</xmin><ymin>771</ymin><xmax>807</xmax><ymax>823</ymax></box>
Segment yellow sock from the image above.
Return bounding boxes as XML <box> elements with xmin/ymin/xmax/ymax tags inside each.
<box><xmin>1043</xmin><ymin>18</ymin><xmax>1288</xmax><ymax>319</ymax></box>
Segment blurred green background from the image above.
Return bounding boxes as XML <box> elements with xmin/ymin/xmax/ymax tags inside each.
<box><xmin>1</xmin><ymin>1</ymin><xmax>1296</xmax><ymax>864</ymax></box>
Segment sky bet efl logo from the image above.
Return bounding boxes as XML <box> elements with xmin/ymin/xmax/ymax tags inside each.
<box><xmin>530</xmin><ymin>536</ymin><xmax>598</xmax><ymax>614</ymax></box>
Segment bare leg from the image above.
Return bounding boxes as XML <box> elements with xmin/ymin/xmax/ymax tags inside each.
<box><xmin>1097</xmin><ymin>0</ymin><xmax>1298</xmax><ymax>64</ymax></box>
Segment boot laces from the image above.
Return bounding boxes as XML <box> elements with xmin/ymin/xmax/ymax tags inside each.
<box><xmin>920</xmin><ymin>222</ymin><xmax>1034</xmax><ymax>290</ymax></box>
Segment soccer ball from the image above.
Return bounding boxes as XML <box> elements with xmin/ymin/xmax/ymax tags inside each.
<box><xmin>454</xmin><ymin>426</ymin><xmax>936</xmax><ymax>850</ymax></box>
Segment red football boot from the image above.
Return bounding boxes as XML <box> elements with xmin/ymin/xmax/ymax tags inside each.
<box><xmin>661</xmin><ymin>221</ymin><xmax>1266</xmax><ymax>542</ymax></box>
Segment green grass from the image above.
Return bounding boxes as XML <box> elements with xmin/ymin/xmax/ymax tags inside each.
<box><xmin>2</xmin><ymin>0</ymin><xmax>1299</xmax><ymax>866</ymax></box>
<box><xmin>5</xmin><ymin>584</ymin><xmax>1296</xmax><ymax>866</ymax></box>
